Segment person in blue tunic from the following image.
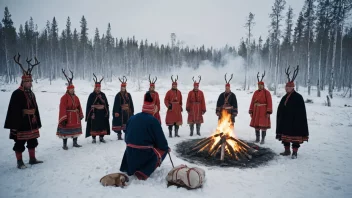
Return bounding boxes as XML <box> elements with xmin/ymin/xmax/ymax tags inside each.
<box><xmin>120</xmin><ymin>91</ymin><xmax>170</xmax><ymax>180</ymax></box>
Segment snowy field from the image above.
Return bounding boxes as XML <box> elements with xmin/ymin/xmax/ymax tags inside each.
<box><xmin>0</xmin><ymin>70</ymin><xmax>352</xmax><ymax>198</ymax></box>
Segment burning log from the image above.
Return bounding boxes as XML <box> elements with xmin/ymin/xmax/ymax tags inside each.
<box><xmin>220</xmin><ymin>135</ymin><xmax>226</xmax><ymax>161</ymax></box>
<box><xmin>226</xmin><ymin>142</ymin><xmax>239</xmax><ymax>161</ymax></box>
<box><xmin>188</xmin><ymin>109</ymin><xmax>257</xmax><ymax>162</ymax></box>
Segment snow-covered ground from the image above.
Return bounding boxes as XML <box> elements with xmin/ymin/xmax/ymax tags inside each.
<box><xmin>0</xmin><ymin>72</ymin><xmax>352</xmax><ymax>198</ymax></box>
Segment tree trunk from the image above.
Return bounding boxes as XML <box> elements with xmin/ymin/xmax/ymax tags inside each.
<box><xmin>338</xmin><ymin>21</ymin><xmax>344</xmax><ymax>91</ymax></box>
<box><xmin>307</xmin><ymin>29</ymin><xmax>311</xmax><ymax>95</ymax></box>
<box><xmin>318</xmin><ymin>39</ymin><xmax>323</xmax><ymax>97</ymax></box>
<box><xmin>274</xmin><ymin>43</ymin><xmax>279</xmax><ymax>95</ymax></box>
<box><xmin>324</xmin><ymin>34</ymin><xmax>331</xmax><ymax>91</ymax></box>
<box><xmin>330</xmin><ymin>28</ymin><xmax>338</xmax><ymax>98</ymax></box>
<box><xmin>4</xmin><ymin>37</ymin><xmax>10</xmax><ymax>83</ymax></box>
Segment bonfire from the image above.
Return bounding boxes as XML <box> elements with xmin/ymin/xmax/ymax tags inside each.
<box><xmin>189</xmin><ymin>109</ymin><xmax>257</xmax><ymax>161</ymax></box>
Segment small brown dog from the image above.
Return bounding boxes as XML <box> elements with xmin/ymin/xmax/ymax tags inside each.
<box><xmin>100</xmin><ymin>173</ymin><xmax>129</xmax><ymax>187</ymax></box>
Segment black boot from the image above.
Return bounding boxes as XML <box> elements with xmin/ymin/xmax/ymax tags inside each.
<box><xmin>117</xmin><ymin>133</ymin><xmax>123</xmax><ymax>140</ymax></box>
<box><xmin>100</xmin><ymin>136</ymin><xmax>106</xmax><ymax>143</ymax></box>
<box><xmin>255</xmin><ymin>131</ymin><xmax>260</xmax><ymax>143</ymax></box>
<box><xmin>73</xmin><ymin>137</ymin><xmax>82</xmax><ymax>147</ymax></box>
<box><xmin>62</xmin><ymin>139</ymin><xmax>68</xmax><ymax>150</ymax></box>
<box><xmin>17</xmin><ymin>160</ymin><xmax>27</xmax><ymax>169</ymax></box>
<box><xmin>175</xmin><ymin>125</ymin><xmax>180</xmax><ymax>137</ymax></box>
<box><xmin>29</xmin><ymin>158</ymin><xmax>43</xmax><ymax>165</ymax></box>
<box><xmin>280</xmin><ymin>146</ymin><xmax>291</xmax><ymax>156</ymax></box>
<box><xmin>260</xmin><ymin>131</ymin><xmax>266</xmax><ymax>144</ymax></box>
<box><xmin>189</xmin><ymin>124</ymin><xmax>194</xmax><ymax>136</ymax></box>
<box><xmin>292</xmin><ymin>151</ymin><xmax>298</xmax><ymax>159</ymax></box>
<box><xmin>196</xmin><ymin>124</ymin><xmax>201</xmax><ymax>136</ymax></box>
<box><xmin>92</xmin><ymin>136</ymin><xmax>96</xmax><ymax>144</ymax></box>
<box><xmin>168</xmin><ymin>126</ymin><xmax>173</xmax><ymax>138</ymax></box>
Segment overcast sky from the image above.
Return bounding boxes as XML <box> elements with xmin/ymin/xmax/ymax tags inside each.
<box><xmin>1</xmin><ymin>0</ymin><xmax>305</xmax><ymax>48</ymax></box>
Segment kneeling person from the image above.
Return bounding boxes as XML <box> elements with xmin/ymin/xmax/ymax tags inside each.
<box><xmin>120</xmin><ymin>92</ymin><xmax>170</xmax><ymax>180</ymax></box>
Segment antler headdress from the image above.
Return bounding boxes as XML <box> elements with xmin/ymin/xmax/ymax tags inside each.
<box><xmin>171</xmin><ymin>75</ymin><xmax>178</xmax><ymax>85</ymax></box>
<box><xmin>257</xmin><ymin>71</ymin><xmax>265</xmax><ymax>85</ymax></box>
<box><xmin>285</xmin><ymin>65</ymin><xmax>299</xmax><ymax>87</ymax></box>
<box><xmin>149</xmin><ymin>74</ymin><xmax>157</xmax><ymax>87</ymax></box>
<box><xmin>14</xmin><ymin>53</ymin><xmax>40</xmax><ymax>82</ymax></box>
<box><xmin>62</xmin><ymin>69</ymin><xmax>74</xmax><ymax>89</ymax></box>
<box><xmin>118</xmin><ymin>76</ymin><xmax>127</xmax><ymax>87</ymax></box>
<box><xmin>192</xmin><ymin>75</ymin><xmax>201</xmax><ymax>87</ymax></box>
<box><xmin>225</xmin><ymin>73</ymin><xmax>233</xmax><ymax>87</ymax></box>
<box><xmin>93</xmin><ymin>73</ymin><xmax>104</xmax><ymax>87</ymax></box>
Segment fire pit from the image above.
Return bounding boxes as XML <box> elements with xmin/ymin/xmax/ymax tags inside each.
<box><xmin>176</xmin><ymin>110</ymin><xmax>276</xmax><ymax>168</ymax></box>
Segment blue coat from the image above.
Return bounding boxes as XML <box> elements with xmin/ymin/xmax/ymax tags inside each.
<box><xmin>120</xmin><ymin>112</ymin><xmax>169</xmax><ymax>180</ymax></box>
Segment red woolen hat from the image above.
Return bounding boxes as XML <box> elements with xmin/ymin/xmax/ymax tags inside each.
<box><xmin>225</xmin><ymin>83</ymin><xmax>230</xmax><ymax>87</ymax></box>
<box><xmin>121</xmin><ymin>83</ymin><xmax>127</xmax><ymax>87</ymax></box>
<box><xmin>142</xmin><ymin>101</ymin><xmax>155</xmax><ymax>114</ymax></box>
<box><xmin>150</xmin><ymin>83</ymin><xmax>155</xmax><ymax>87</ymax></box>
<box><xmin>95</xmin><ymin>83</ymin><xmax>101</xmax><ymax>88</ymax></box>
<box><xmin>258</xmin><ymin>81</ymin><xmax>264</xmax><ymax>85</ymax></box>
<box><xmin>22</xmin><ymin>74</ymin><xmax>33</xmax><ymax>82</ymax></box>
<box><xmin>67</xmin><ymin>84</ymin><xmax>75</xmax><ymax>89</ymax></box>
<box><xmin>286</xmin><ymin>82</ymin><xmax>295</xmax><ymax>87</ymax></box>
<box><xmin>193</xmin><ymin>82</ymin><xmax>199</xmax><ymax>87</ymax></box>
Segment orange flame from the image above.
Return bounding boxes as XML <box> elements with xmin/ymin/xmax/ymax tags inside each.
<box><xmin>198</xmin><ymin>109</ymin><xmax>244</xmax><ymax>157</ymax></box>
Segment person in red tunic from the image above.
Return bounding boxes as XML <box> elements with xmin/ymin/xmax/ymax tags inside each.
<box><xmin>186</xmin><ymin>76</ymin><xmax>206</xmax><ymax>136</ymax></box>
<box><xmin>4</xmin><ymin>54</ymin><xmax>43</xmax><ymax>169</ymax></box>
<box><xmin>144</xmin><ymin>75</ymin><xmax>161</xmax><ymax>124</ymax></box>
<box><xmin>57</xmin><ymin>69</ymin><xmax>84</xmax><ymax>150</ymax></box>
<box><xmin>248</xmin><ymin>72</ymin><xmax>272</xmax><ymax>144</ymax></box>
<box><xmin>164</xmin><ymin>75</ymin><xmax>183</xmax><ymax>138</ymax></box>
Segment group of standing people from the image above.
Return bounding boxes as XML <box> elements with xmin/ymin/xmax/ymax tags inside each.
<box><xmin>4</xmin><ymin>54</ymin><xmax>309</xmax><ymax>171</ymax></box>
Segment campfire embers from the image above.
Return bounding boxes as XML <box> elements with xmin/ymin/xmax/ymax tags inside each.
<box><xmin>176</xmin><ymin>109</ymin><xmax>275</xmax><ymax>168</ymax></box>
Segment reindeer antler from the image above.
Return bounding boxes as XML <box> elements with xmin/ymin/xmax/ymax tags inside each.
<box><xmin>171</xmin><ymin>75</ymin><xmax>174</xmax><ymax>82</ymax></box>
<box><xmin>123</xmin><ymin>76</ymin><xmax>127</xmax><ymax>83</ymax></box>
<box><xmin>192</xmin><ymin>76</ymin><xmax>195</xmax><ymax>82</ymax></box>
<box><xmin>99</xmin><ymin>76</ymin><xmax>104</xmax><ymax>83</ymax></box>
<box><xmin>260</xmin><ymin>71</ymin><xmax>266</xmax><ymax>82</ymax></box>
<box><xmin>225</xmin><ymin>73</ymin><xmax>233</xmax><ymax>83</ymax></box>
<box><xmin>62</xmin><ymin>69</ymin><xmax>70</xmax><ymax>83</ymax></box>
<box><xmin>291</xmin><ymin>65</ymin><xmax>299</xmax><ymax>82</ymax></box>
<box><xmin>153</xmin><ymin>76</ymin><xmax>157</xmax><ymax>83</ymax></box>
<box><xmin>285</xmin><ymin>66</ymin><xmax>292</xmax><ymax>82</ymax></box>
<box><xmin>257</xmin><ymin>72</ymin><xmax>260</xmax><ymax>82</ymax></box>
<box><xmin>14</xmin><ymin>53</ymin><xmax>26</xmax><ymax>74</ymax></box>
<box><xmin>149</xmin><ymin>74</ymin><xmax>152</xmax><ymax>83</ymax></box>
<box><xmin>198</xmin><ymin>75</ymin><xmax>201</xmax><ymax>83</ymax></box>
<box><xmin>26</xmin><ymin>57</ymin><xmax>40</xmax><ymax>74</ymax></box>
<box><xmin>93</xmin><ymin>73</ymin><xmax>98</xmax><ymax>83</ymax></box>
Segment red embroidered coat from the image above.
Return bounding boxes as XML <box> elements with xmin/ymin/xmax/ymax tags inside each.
<box><xmin>144</xmin><ymin>91</ymin><xmax>161</xmax><ymax>124</ymax></box>
<box><xmin>57</xmin><ymin>93</ymin><xmax>84</xmax><ymax>138</ymax></box>
<box><xmin>164</xmin><ymin>89</ymin><xmax>182</xmax><ymax>126</ymax></box>
<box><xmin>186</xmin><ymin>90</ymin><xmax>206</xmax><ymax>124</ymax></box>
<box><xmin>249</xmin><ymin>89</ymin><xmax>272</xmax><ymax>129</ymax></box>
